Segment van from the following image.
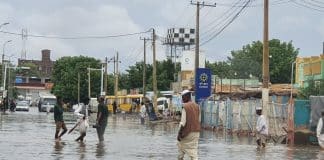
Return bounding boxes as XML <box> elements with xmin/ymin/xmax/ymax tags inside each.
<box><xmin>89</xmin><ymin>98</ymin><xmax>99</xmax><ymax>113</ymax></box>
<box><xmin>157</xmin><ymin>97</ymin><xmax>170</xmax><ymax>113</ymax></box>
<box><xmin>38</xmin><ymin>94</ymin><xmax>57</xmax><ymax>112</ymax></box>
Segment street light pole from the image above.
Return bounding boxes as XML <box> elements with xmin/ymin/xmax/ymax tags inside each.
<box><xmin>2</xmin><ymin>40</ymin><xmax>12</xmax><ymax>89</ymax></box>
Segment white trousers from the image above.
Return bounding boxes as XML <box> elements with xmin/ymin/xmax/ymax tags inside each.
<box><xmin>177</xmin><ymin>132</ymin><xmax>200</xmax><ymax>160</ymax></box>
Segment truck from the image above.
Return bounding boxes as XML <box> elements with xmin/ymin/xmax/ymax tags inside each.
<box><xmin>38</xmin><ymin>93</ymin><xmax>57</xmax><ymax>112</ymax></box>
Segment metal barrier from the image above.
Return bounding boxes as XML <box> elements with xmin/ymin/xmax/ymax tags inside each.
<box><xmin>200</xmin><ymin>96</ymin><xmax>289</xmax><ymax>137</ymax></box>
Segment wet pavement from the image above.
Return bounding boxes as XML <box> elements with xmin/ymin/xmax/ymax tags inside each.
<box><xmin>0</xmin><ymin>107</ymin><xmax>323</xmax><ymax>160</ymax></box>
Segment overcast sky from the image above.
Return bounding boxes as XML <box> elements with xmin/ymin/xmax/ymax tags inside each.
<box><xmin>0</xmin><ymin>0</ymin><xmax>324</xmax><ymax>72</ymax></box>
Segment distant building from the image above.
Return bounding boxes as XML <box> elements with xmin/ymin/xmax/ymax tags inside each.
<box><xmin>15</xmin><ymin>49</ymin><xmax>55</xmax><ymax>103</ymax></box>
<box><xmin>18</xmin><ymin>49</ymin><xmax>54</xmax><ymax>78</ymax></box>
<box><xmin>295</xmin><ymin>54</ymin><xmax>324</xmax><ymax>87</ymax></box>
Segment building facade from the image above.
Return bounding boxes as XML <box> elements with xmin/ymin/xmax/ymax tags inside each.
<box><xmin>15</xmin><ymin>49</ymin><xmax>55</xmax><ymax>103</ymax></box>
<box><xmin>295</xmin><ymin>54</ymin><xmax>324</xmax><ymax>87</ymax></box>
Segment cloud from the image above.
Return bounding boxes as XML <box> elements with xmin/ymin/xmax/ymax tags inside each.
<box><xmin>319</xmin><ymin>19</ymin><xmax>324</xmax><ymax>37</ymax></box>
<box><xmin>1</xmin><ymin>3</ymin><xmax>143</xmax><ymax>64</ymax></box>
<box><xmin>0</xmin><ymin>2</ymin><xmax>14</xmax><ymax>21</ymax></box>
<box><xmin>275</xmin><ymin>15</ymin><xmax>310</xmax><ymax>32</ymax></box>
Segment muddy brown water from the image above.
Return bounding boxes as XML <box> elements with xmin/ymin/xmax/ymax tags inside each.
<box><xmin>0</xmin><ymin>107</ymin><xmax>322</xmax><ymax>160</ymax></box>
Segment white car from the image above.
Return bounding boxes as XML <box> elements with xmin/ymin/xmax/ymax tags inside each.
<box><xmin>16</xmin><ymin>101</ymin><xmax>30</xmax><ymax>112</ymax></box>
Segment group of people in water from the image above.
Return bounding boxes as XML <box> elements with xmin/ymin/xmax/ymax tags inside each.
<box><xmin>54</xmin><ymin>96</ymin><xmax>108</xmax><ymax>142</ymax></box>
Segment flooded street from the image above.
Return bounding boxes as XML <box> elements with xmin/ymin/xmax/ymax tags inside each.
<box><xmin>0</xmin><ymin>107</ymin><xmax>323</xmax><ymax>160</ymax></box>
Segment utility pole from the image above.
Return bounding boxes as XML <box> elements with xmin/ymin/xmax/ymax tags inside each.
<box><xmin>262</xmin><ymin>0</ymin><xmax>269</xmax><ymax>88</ymax></box>
<box><xmin>140</xmin><ymin>37</ymin><xmax>152</xmax><ymax>97</ymax></box>
<box><xmin>78</xmin><ymin>73</ymin><xmax>80</xmax><ymax>103</ymax></box>
<box><xmin>100</xmin><ymin>64</ymin><xmax>104</xmax><ymax>95</ymax></box>
<box><xmin>88</xmin><ymin>67</ymin><xmax>91</xmax><ymax>98</ymax></box>
<box><xmin>190</xmin><ymin>1</ymin><xmax>216</xmax><ymax>91</ymax></box>
<box><xmin>104</xmin><ymin>57</ymin><xmax>108</xmax><ymax>95</ymax></box>
<box><xmin>262</xmin><ymin>0</ymin><xmax>269</xmax><ymax>119</ymax></box>
<box><xmin>152</xmin><ymin>29</ymin><xmax>157</xmax><ymax>109</ymax></box>
<box><xmin>112</xmin><ymin>52</ymin><xmax>120</xmax><ymax>103</ymax></box>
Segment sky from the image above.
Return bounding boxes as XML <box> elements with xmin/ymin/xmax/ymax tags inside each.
<box><xmin>0</xmin><ymin>0</ymin><xmax>324</xmax><ymax>72</ymax></box>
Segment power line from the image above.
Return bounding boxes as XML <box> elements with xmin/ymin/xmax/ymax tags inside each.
<box><xmin>290</xmin><ymin>0</ymin><xmax>324</xmax><ymax>13</ymax></box>
<box><xmin>200</xmin><ymin>0</ymin><xmax>253</xmax><ymax>46</ymax></box>
<box><xmin>201</xmin><ymin>0</ymin><xmax>244</xmax><ymax>36</ymax></box>
<box><xmin>0</xmin><ymin>29</ymin><xmax>152</xmax><ymax>40</ymax></box>
<box><xmin>214</xmin><ymin>0</ymin><xmax>290</xmax><ymax>7</ymax></box>
<box><xmin>300</xmin><ymin>0</ymin><xmax>324</xmax><ymax>9</ymax></box>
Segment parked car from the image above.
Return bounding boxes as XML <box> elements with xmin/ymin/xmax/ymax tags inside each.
<box><xmin>15</xmin><ymin>101</ymin><xmax>29</xmax><ymax>112</ymax></box>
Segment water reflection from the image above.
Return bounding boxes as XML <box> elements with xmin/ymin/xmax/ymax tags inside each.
<box><xmin>77</xmin><ymin>142</ymin><xmax>86</xmax><ymax>160</ymax></box>
<box><xmin>53</xmin><ymin>141</ymin><xmax>65</xmax><ymax>157</ymax></box>
<box><xmin>112</xmin><ymin>115</ymin><xmax>117</xmax><ymax>131</ymax></box>
<box><xmin>255</xmin><ymin>148</ymin><xmax>266</xmax><ymax>160</ymax></box>
<box><xmin>2</xmin><ymin>108</ymin><xmax>324</xmax><ymax>160</ymax></box>
<box><xmin>96</xmin><ymin>142</ymin><xmax>106</xmax><ymax>158</ymax></box>
<box><xmin>316</xmin><ymin>150</ymin><xmax>324</xmax><ymax>160</ymax></box>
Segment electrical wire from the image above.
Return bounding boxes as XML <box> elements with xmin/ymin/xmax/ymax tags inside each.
<box><xmin>289</xmin><ymin>0</ymin><xmax>324</xmax><ymax>12</ymax></box>
<box><xmin>215</xmin><ymin>0</ymin><xmax>291</xmax><ymax>7</ymax></box>
<box><xmin>0</xmin><ymin>29</ymin><xmax>152</xmax><ymax>39</ymax></box>
<box><xmin>301</xmin><ymin>0</ymin><xmax>324</xmax><ymax>8</ymax></box>
<box><xmin>200</xmin><ymin>0</ymin><xmax>253</xmax><ymax>46</ymax></box>
<box><xmin>201</xmin><ymin>0</ymin><xmax>244</xmax><ymax>36</ymax></box>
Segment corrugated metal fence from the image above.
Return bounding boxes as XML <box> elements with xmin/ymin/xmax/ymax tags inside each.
<box><xmin>200</xmin><ymin>96</ymin><xmax>289</xmax><ymax>136</ymax></box>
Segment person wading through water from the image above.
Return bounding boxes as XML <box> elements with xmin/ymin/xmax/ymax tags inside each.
<box><xmin>177</xmin><ymin>90</ymin><xmax>201</xmax><ymax>160</ymax></box>
<box><xmin>54</xmin><ymin>96</ymin><xmax>68</xmax><ymax>141</ymax></box>
<box><xmin>255</xmin><ymin>106</ymin><xmax>268</xmax><ymax>149</ymax></box>
<box><xmin>95</xmin><ymin>96</ymin><xmax>108</xmax><ymax>141</ymax></box>
<box><xmin>68</xmin><ymin>98</ymin><xmax>90</xmax><ymax>142</ymax></box>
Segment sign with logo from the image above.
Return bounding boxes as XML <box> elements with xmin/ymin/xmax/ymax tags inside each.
<box><xmin>195</xmin><ymin>68</ymin><xmax>211</xmax><ymax>103</ymax></box>
<box><xmin>15</xmin><ymin>77</ymin><xmax>23</xmax><ymax>83</ymax></box>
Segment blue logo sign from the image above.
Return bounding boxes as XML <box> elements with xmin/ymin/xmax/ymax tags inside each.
<box><xmin>15</xmin><ymin>77</ymin><xmax>23</xmax><ymax>83</ymax></box>
<box><xmin>195</xmin><ymin>68</ymin><xmax>211</xmax><ymax>103</ymax></box>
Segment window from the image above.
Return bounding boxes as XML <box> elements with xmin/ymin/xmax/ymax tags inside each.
<box><xmin>190</xmin><ymin>39</ymin><xmax>195</xmax><ymax>43</ymax></box>
<box><xmin>179</xmin><ymin>38</ymin><xmax>184</xmax><ymax>42</ymax></box>
<box><xmin>174</xmin><ymin>33</ymin><xmax>179</xmax><ymax>38</ymax></box>
<box><xmin>180</xmin><ymin>28</ymin><xmax>184</xmax><ymax>33</ymax></box>
<box><xmin>185</xmin><ymin>34</ymin><xmax>189</xmax><ymax>38</ymax></box>
<box><xmin>190</xmin><ymin>29</ymin><xmax>195</xmax><ymax>34</ymax></box>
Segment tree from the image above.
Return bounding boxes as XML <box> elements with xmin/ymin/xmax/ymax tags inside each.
<box><xmin>123</xmin><ymin>59</ymin><xmax>178</xmax><ymax>92</ymax></box>
<box><xmin>206</xmin><ymin>61</ymin><xmax>231</xmax><ymax>78</ymax></box>
<box><xmin>51</xmin><ymin>56</ymin><xmax>101</xmax><ymax>103</ymax></box>
<box><xmin>228</xmin><ymin>39</ymin><xmax>299</xmax><ymax>83</ymax></box>
<box><xmin>299</xmin><ymin>78</ymin><xmax>324</xmax><ymax>99</ymax></box>
<box><xmin>15</xmin><ymin>62</ymin><xmax>40</xmax><ymax>77</ymax></box>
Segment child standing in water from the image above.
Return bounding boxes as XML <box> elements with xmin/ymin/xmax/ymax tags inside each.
<box><xmin>69</xmin><ymin>98</ymin><xmax>90</xmax><ymax>142</ymax></box>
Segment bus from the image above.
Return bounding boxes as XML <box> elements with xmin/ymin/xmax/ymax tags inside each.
<box><xmin>105</xmin><ymin>94</ymin><xmax>143</xmax><ymax>113</ymax></box>
<box><xmin>38</xmin><ymin>94</ymin><xmax>57</xmax><ymax>112</ymax></box>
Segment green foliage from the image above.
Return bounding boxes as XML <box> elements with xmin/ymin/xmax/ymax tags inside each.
<box><xmin>298</xmin><ymin>78</ymin><xmax>324</xmax><ymax>99</ymax></box>
<box><xmin>122</xmin><ymin>59</ymin><xmax>179</xmax><ymax>92</ymax></box>
<box><xmin>51</xmin><ymin>56</ymin><xmax>101</xmax><ymax>103</ymax></box>
<box><xmin>207</xmin><ymin>39</ymin><xmax>298</xmax><ymax>83</ymax></box>
<box><xmin>16</xmin><ymin>62</ymin><xmax>41</xmax><ymax>77</ymax></box>
<box><xmin>206</xmin><ymin>61</ymin><xmax>231</xmax><ymax>78</ymax></box>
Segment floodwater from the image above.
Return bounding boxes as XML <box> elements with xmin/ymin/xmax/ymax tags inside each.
<box><xmin>0</xmin><ymin>107</ymin><xmax>322</xmax><ymax>160</ymax></box>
